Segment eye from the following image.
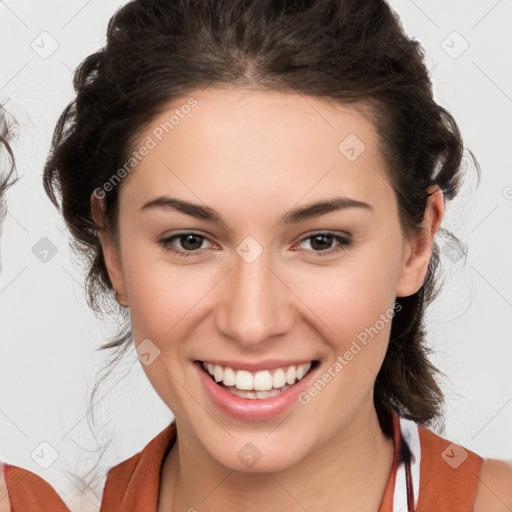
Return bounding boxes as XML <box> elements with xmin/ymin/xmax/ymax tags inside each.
<box><xmin>158</xmin><ymin>230</ymin><xmax>353</xmax><ymax>259</ymax></box>
<box><xmin>158</xmin><ymin>231</ymin><xmax>214</xmax><ymax>257</ymax></box>
<box><xmin>295</xmin><ymin>232</ymin><xmax>352</xmax><ymax>257</ymax></box>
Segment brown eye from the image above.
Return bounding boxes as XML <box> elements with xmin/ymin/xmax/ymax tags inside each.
<box><xmin>177</xmin><ymin>233</ymin><xmax>204</xmax><ymax>251</ymax></box>
<box><xmin>159</xmin><ymin>232</ymin><xmax>212</xmax><ymax>257</ymax></box>
<box><xmin>296</xmin><ymin>232</ymin><xmax>352</xmax><ymax>257</ymax></box>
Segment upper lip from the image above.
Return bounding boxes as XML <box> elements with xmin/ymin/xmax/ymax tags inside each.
<box><xmin>197</xmin><ymin>359</ymin><xmax>315</xmax><ymax>372</ymax></box>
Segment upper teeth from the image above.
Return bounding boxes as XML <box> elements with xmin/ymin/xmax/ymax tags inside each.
<box><xmin>202</xmin><ymin>362</ymin><xmax>312</xmax><ymax>391</ymax></box>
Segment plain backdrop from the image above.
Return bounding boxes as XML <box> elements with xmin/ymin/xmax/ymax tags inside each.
<box><xmin>1</xmin><ymin>1</ymin><xmax>511</xmax><ymax>510</ymax></box>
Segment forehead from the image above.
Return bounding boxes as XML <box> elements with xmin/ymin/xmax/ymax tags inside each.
<box><xmin>120</xmin><ymin>86</ymin><xmax>395</xmax><ymax>217</ymax></box>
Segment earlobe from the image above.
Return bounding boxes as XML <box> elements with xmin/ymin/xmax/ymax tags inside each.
<box><xmin>90</xmin><ymin>193</ymin><xmax>129</xmax><ymax>307</ymax></box>
<box><xmin>395</xmin><ymin>185</ymin><xmax>444</xmax><ymax>298</ymax></box>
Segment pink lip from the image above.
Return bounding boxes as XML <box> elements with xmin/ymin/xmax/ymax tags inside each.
<box><xmin>194</xmin><ymin>361</ymin><xmax>318</xmax><ymax>421</ymax></box>
<box><xmin>198</xmin><ymin>359</ymin><xmax>313</xmax><ymax>372</ymax></box>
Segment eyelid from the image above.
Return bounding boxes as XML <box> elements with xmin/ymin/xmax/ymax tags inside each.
<box><xmin>292</xmin><ymin>231</ymin><xmax>353</xmax><ymax>255</ymax></box>
<box><xmin>158</xmin><ymin>230</ymin><xmax>353</xmax><ymax>258</ymax></box>
<box><xmin>294</xmin><ymin>229</ymin><xmax>352</xmax><ymax>243</ymax></box>
<box><xmin>158</xmin><ymin>230</ymin><xmax>217</xmax><ymax>251</ymax></box>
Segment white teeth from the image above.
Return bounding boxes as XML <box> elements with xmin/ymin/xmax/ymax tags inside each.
<box><xmin>201</xmin><ymin>361</ymin><xmax>313</xmax><ymax>394</ymax></box>
<box><xmin>272</xmin><ymin>368</ymin><xmax>286</xmax><ymax>388</ymax></box>
<box><xmin>285</xmin><ymin>366</ymin><xmax>296</xmax><ymax>385</ymax></box>
<box><xmin>227</xmin><ymin>389</ymin><xmax>257</xmax><ymax>399</ymax></box>
<box><xmin>227</xmin><ymin>385</ymin><xmax>292</xmax><ymax>400</ymax></box>
<box><xmin>213</xmin><ymin>365</ymin><xmax>223</xmax><ymax>383</ymax></box>
<box><xmin>222</xmin><ymin>367</ymin><xmax>236</xmax><ymax>387</ymax></box>
<box><xmin>256</xmin><ymin>388</ymin><xmax>282</xmax><ymax>399</ymax></box>
<box><xmin>235</xmin><ymin>370</ymin><xmax>254</xmax><ymax>390</ymax></box>
<box><xmin>254</xmin><ymin>370</ymin><xmax>272</xmax><ymax>391</ymax></box>
<box><xmin>296</xmin><ymin>362</ymin><xmax>311</xmax><ymax>380</ymax></box>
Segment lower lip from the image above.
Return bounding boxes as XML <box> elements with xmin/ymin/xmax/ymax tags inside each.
<box><xmin>194</xmin><ymin>361</ymin><xmax>317</xmax><ymax>421</ymax></box>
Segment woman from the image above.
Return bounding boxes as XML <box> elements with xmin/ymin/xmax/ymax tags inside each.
<box><xmin>4</xmin><ymin>0</ymin><xmax>512</xmax><ymax>510</ymax></box>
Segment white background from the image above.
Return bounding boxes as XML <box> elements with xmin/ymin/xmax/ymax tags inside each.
<box><xmin>1</xmin><ymin>1</ymin><xmax>511</xmax><ymax>510</ymax></box>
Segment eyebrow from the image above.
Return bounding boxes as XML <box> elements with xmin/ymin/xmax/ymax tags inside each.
<box><xmin>140</xmin><ymin>195</ymin><xmax>373</xmax><ymax>224</ymax></box>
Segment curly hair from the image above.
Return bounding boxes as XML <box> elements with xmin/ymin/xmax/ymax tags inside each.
<box><xmin>0</xmin><ymin>108</ymin><xmax>17</xmax><ymax>223</ymax></box>
<box><xmin>43</xmin><ymin>0</ymin><xmax>480</xmax><ymax>428</ymax></box>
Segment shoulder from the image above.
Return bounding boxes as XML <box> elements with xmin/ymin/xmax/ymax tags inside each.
<box><xmin>0</xmin><ymin>464</ymin><xmax>12</xmax><ymax>512</ymax></box>
<box><xmin>413</xmin><ymin>425</ymin><xmax>489</xmax><ymax>509</ymax></box>
<box><xmin>0</xmin><ymin>461</ymin><xmax>69</xmax><ymax>512</ymax></box>
<box><xmin>473</xmin><ymin>458</ymin><xmax>512</xmax><ymax>511</ymax></box>
<box><xmin>101</xmin><ymin>423</ymin><xmax>176</xmax><ymax>509</ymax></box>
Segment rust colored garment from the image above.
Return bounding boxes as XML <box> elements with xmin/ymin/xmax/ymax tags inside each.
<box><xmin>98</xmin><ymin>409</ymin><xmax>484</xmax><ymax>512</ymax></box>
<box><xmin>1</xmin><ymin>463</ymin><xmax>70</xmax><ymax>511</ymax></box>
<box><xmin>2</xmin><ymin>409</ymin><xmax>483</xmax><ymax>511</ymax></box>
<box><xmin>415</xmin><ymin>425</ymin><xmax>483</xmax><ymax>511</ymax></box>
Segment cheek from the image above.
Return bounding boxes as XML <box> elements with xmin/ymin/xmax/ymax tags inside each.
<box><xmin>122</xmin><ymin>242</ymin><xmax>213</xmax><ymax>342</ymax></box>
<box><xmin>122</xmin><ymin>251</ymin><xmax>213</xmax><ymax>411</ymax></box>
<box><xmin>290</xmin><ymin>255</ymin><xmax>398</xmax><ymax>345</ymax></box>
<box><xmin>286</xmin><ymin>249</ymin><xmax>400</xmax><ymax>397</ymax></box>
<box><xmin>126</xmin><ymin>273</ymin><xmax>173</xmax><ymax>342</ymax></box>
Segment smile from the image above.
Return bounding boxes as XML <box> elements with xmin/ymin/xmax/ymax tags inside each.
<box><xmin>200</xmin><ymin>361</ymin><xmax>314</xmax><ymax>400</ymax></box>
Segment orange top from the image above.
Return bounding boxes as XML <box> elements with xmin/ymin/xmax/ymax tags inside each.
<box><xmin>1</xmin><ymin>462</ymin><xmax>70</xmax><ymax>512</ymax></box>
<box><xmin>2</xmin><ymin>408</ymin><xmax>484</xmax><ymax>511</ymax></box>
<box><xmin>416</xmin><ymin>421</ymin><xmax>483</xmax><ymax>510</ymax></box>
<box><xmin>98</xmin><ymin>408</ymin><xmax>483</xmax><ymax>511</ymax></box>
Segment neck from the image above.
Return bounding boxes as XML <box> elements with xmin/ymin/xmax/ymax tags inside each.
<box><xmin>159</xmin><ymin>400</ymin><xmax>395</xmax><ymax>512</ymax></box>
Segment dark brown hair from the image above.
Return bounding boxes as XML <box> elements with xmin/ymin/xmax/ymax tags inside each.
<box><xmin>43</xmin><ymin>0</ymin><xmax>480</xmax><ymax>429</ymax></box>
<box><xmin>0</xmin><ymin>108</ymin><xmax>17</xmax><ymax>219</ymax></box>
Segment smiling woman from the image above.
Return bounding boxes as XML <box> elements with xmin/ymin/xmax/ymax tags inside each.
<box><xmin>3</xmin><ymin>0</ymin><xmax>507</xmax><ymax>511</ymax></box>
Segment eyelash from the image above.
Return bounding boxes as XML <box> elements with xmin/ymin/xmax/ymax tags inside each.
<box><xmin>158</xmin><ymin>231</ymin><xmax>353</xmax><ymax>258</ymax></box>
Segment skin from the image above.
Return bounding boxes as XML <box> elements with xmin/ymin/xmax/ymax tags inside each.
<box><xmin>92</xmin><ymin>86</ymin><xmax>446</xmax><ymax>511</ymax></box>
<box><xmin>0</xmin><ymin>468</ymin><xmax>8</xmax><ymax>512</ymax></box>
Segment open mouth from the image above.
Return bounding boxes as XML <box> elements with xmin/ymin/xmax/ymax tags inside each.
<box><xmin>199</xmin><ymin>360</ymin><xmax>319</xmax><ymax>400</ymax></box>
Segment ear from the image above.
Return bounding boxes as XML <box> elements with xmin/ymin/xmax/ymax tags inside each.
<box><xmin>396</xmin><ymin>185</ymin><xmax>444</xmax><ymax>297</ymax></box>
<box><xmin>90</xmin><ymin>193</ymin><xmax>128</xmax><ymax>307</ymax></box>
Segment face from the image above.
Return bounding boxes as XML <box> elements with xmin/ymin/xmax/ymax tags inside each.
<box><xmin>95</xmin><ymin>86</ymin><xmax>442</xmax><ymax>472</ymax></box>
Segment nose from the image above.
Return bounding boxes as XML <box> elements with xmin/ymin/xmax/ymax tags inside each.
<box><xmin>215</xmin><ymin>244</ymin><xmax>294</xmax><ymax>348</ymax></box>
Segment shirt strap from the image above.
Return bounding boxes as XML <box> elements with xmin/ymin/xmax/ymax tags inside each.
<box><xmin>393</xmin><ymin>416</ymin><xmax>421</xmax><ymax>512</ymax></box>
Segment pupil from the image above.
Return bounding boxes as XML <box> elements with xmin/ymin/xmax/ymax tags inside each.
<box><xmin>182</xmin><ymin>234</ymin><xmax>202</xmax><ymax>250</ymax></box>
<box><xmin>311</xmin><ymin>234</ymin><xmax>331</xmax><ymax>251</ymax></box>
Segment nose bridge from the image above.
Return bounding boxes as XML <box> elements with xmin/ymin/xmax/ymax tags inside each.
<box><xmin>217</xmin><ymin>238</ymin><xmax>291</xmax><ymax>345</ymax></box>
